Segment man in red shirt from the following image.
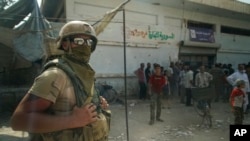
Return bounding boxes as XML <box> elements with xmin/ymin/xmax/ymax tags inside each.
<box><xmin>148</xmin><ymin>64</ymin><xmax>166</xmax><ymax>125</ymax></box>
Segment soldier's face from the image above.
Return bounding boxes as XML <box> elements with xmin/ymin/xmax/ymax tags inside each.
<box><xmin>62</xmin><ymin>34</ymin><xmax>92</xmax><ymax>50</ymax></box>
<box><xmin>62</xmin><ymin>34</ymin><xmax>93</xmax><ymax>63</ymax></box>
<box><xmin>70</xmin><ymin>34</ymin><xmax>92</xmax><ymax>48</ymax></box>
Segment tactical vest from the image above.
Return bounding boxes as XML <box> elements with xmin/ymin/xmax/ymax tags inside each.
<box><xmin>31</xmin><ymin>57</ymin><xmax>111</xmax><ymax>141</ymax></box>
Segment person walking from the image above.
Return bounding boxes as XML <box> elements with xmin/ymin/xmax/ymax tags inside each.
<box><xmin>10</xmin><ymin>21</ymin><xmax>110</xmax><ymax>141</ymax></box>
<box><xmin>148</xmin><ymin>64</ymin><xmax>166</xmax><ymax>125</ymax></box>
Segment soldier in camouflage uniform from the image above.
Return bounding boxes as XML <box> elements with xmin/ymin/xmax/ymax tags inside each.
<box><xmin>230</xmin><ymin>79</ymin><xmax>245</xmax><ymax>125</ymax></box>
<box><xmin>10</xmin><ymin>21</ymin><xmax>110</xmax><ymax>141</ymax></box>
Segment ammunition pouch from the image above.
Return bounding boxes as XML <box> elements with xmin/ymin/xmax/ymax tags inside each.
<box><xmin>101</xmin><ymin>109</ymin><xmax>111</xmax><ymax>131</ymax></box>
<box><xmin>34</xmin><ymin>112</ymin><xmax>110</xmax><ymax>141</ymax></box>
<box><xmin>87</xmin><ymin>112</ymin><xmax>110</xmax><ymax>140</ymax></box>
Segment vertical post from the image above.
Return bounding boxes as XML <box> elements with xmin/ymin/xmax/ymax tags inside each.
<box><xmin>122</xmin><ymin>8</ymin><xmax>130</xmax><ymax>141</ymax></box>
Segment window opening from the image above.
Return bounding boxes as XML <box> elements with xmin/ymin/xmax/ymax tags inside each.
<box><xmin>221</xmin><ymin>26</ymin><xmax>250</xmax><ymax>36</ymax></box>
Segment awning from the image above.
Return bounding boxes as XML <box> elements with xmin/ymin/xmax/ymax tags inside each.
<box><xmin>0</xmin><ymin>0</ymin><xmax>54</xmax><ymax>67</ymax></box>
<box><xmin>179</xmin><ymin>40</ymin><xmax>221</xmax><ymax>55</ymax></box>
<box><xmin>180</xmin><ymin>40</ymin><xmax>221</xmax><ymax>48</ymax></box>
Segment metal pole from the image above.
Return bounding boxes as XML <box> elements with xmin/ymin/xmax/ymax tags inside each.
<box><xmin>122</xmin><ymin>8</ymin><xmax>130</xmax><ymax>141</ymax></box>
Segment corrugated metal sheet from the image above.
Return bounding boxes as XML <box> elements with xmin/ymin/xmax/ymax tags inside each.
<box><xmin>0</xmin><ymin>0</ymin><xmax>35</xmax><ymax>28</ymax></box>
<box><xmin>0</xmin><ymin>0</ymin><xmax>54</xmax><ymax>69</ymax></box>
<box><xmin>12</xmin><ymin>0</ymin><xmax>54</xmax><ymax>62</ymax></box>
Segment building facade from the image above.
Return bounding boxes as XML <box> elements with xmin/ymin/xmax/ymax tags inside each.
<box><xmin>42</xmin><ymin>0</ymin><xmax>250</xmax><ymax>95</ymax></box>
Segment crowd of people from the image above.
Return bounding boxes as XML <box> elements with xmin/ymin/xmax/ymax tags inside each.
<box><xmin>134</xmin><ymin>61</ymin><xmax>250</xmax><ymax>125</ymax></box>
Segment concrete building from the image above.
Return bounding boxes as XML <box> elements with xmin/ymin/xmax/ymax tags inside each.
<box><xmin>41</xmin><ymin>0</ymin><xmax>250</xmax><ymax>95</ymax></box>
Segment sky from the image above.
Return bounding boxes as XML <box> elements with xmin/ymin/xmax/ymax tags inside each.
<box><xmin>237</xmin><ymin>0</ymin><xmax>250</xmax><ymax>4</ymax></box>
<box><xmin>37</xmin><ymin>0</ymin><xmax>41</xmax><ymax>7</ymax></box>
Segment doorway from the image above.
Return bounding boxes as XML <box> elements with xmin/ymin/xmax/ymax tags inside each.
<box><xmin>179</xmin><ymin>55</ymin><xmax>215</xmax><ymax>70</ymax></box>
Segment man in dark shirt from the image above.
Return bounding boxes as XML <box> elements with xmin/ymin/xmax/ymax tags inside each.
<box><xmin>145</xmin><ymin>62</ymin><xmax>152</xmax><ymax>83</ymax></box>
<box><xmin>134</xmin><ymin>63</ymin><xmax>146</xmax><ymax>100</ymax></box>
<box><xmin>209</xmin><ymin>63</ymin><xmax>224</xmax><ymax>102</ymax></box>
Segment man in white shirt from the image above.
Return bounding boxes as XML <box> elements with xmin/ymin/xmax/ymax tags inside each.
<box><xmin>195</xmin><ymin>65</ymin><xmax>213</xmax><ymax>108</ymax></box>
<box><xmin>183</xmin><ymin>64</ymin><xmax>194</xmax><ymax>106</ymax></box>
<box><xmin>195</xmin><ymin>65</ymin><xmax>213</xmax><ymax>88</ymax></box>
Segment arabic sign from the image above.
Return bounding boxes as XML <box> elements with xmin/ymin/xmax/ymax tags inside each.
<box><xmin>98</xmin><ymin>25</ymin><xmax>176</xmax><ymax>47</ymax></box>
<box><xmin>126</xmin><ymin>26</ymin><xmax>175</xmax><ymax>42</ymax></box>
<box><xmin>189</xmin><ymin>27</ymin><xmax>215</xmax><ymax>43</ymax></box>
<box><xmin>149</xmin><ymin>31</ymin><xmax>174</xmax><ymax>40</ymax></box>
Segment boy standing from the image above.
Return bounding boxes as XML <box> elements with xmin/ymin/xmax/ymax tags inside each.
<box><xmin>148</xmin><ymin>64</ymin><xmax>166</xmax><ymax>125</ymax></box>
<box><xmin>230</xmin><ymin>79</ymin><xmax>245</xmax><ymax>125</ymax></box>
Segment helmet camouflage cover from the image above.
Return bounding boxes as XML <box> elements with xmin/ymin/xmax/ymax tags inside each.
<box><xmin>57</xmin><ymin>21</ymin><xmax>98</xmax><ymax>52</ymax></box>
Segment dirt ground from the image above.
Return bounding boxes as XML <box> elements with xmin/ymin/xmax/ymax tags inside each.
<box><xmin>0</xmin><ymin>96</ymin><xmax>250</xmax><ymax>141</ymax></box>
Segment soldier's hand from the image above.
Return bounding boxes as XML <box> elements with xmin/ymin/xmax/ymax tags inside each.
<box><xmin>100</xmin><ymin>96</ymin><xmax>109</xmax><ymax>109</ymax></box>
<box><xmin>72</xmin><ymin>103</ymin><xmax>98</xmax><ymax>126</ymax></box>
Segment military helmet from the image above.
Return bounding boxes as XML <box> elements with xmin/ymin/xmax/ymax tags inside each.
<box><xmin>57</xmin><ymin>21</ymin><xmax>97</xmax><ymax>52</ymax></box>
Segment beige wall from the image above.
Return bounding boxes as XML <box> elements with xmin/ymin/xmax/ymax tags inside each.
<box><xmin>53</xmin><ymin>0</ymin><xmax>250</xmax><ymax>95</ymax></box>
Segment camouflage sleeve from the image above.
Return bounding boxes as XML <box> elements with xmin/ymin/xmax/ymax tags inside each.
<box><xmin>28</xmin><ymin>67</ymin><xmax>68</xmax><ymax>103</ymax></box>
